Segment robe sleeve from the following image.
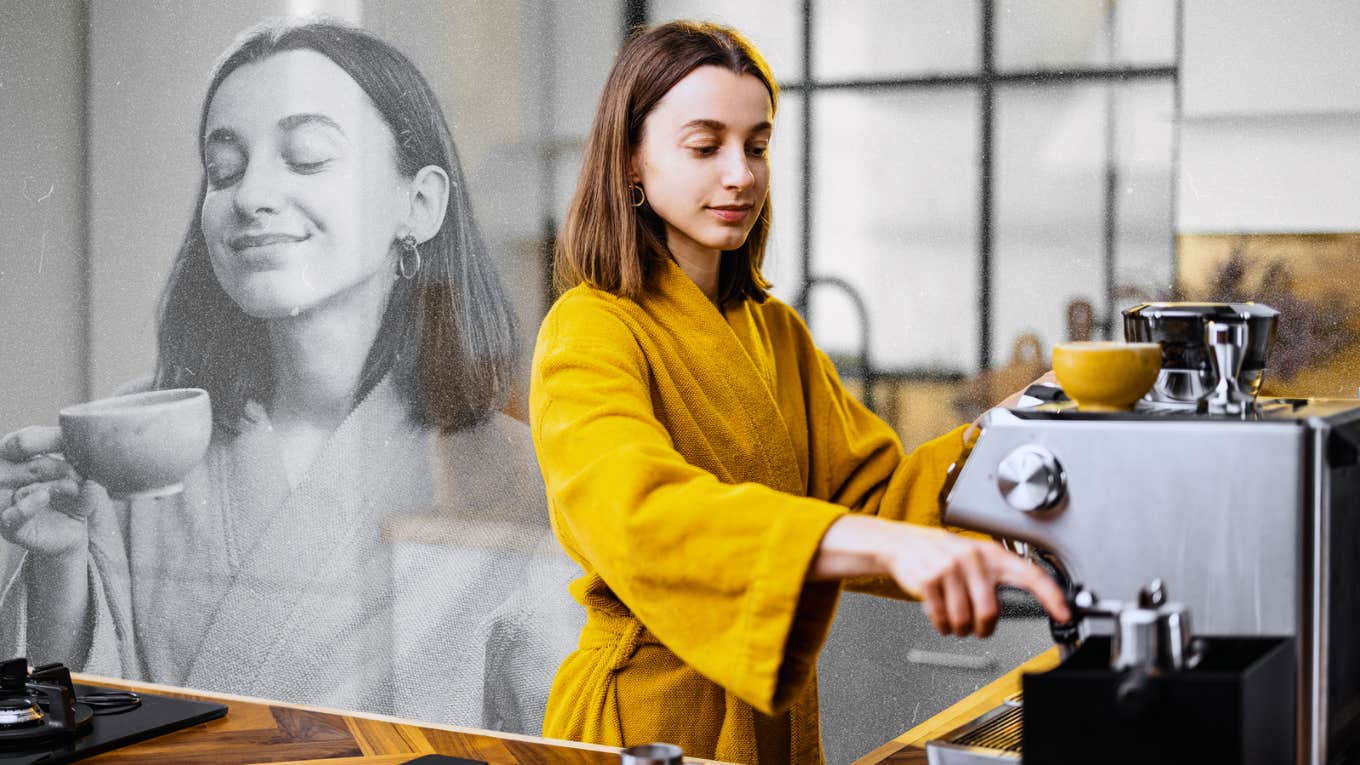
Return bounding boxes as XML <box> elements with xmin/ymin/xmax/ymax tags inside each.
<box><xmin>530</xmin><ymin>295</ymin><xmax>847</xmax><ymax>715</ymax></box>
<box><xmin>788</xmin><ymin>319</ymin><xmax>980</xmax><ymax>598</ymax></box>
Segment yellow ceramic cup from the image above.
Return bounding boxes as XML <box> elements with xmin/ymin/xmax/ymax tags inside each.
<box><xmin>1051</xmin><ymin>341</ymin><xmax>1162</xmax><ymax>412</ymax></box>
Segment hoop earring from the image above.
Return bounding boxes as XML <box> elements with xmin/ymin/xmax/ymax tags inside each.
<box><xmin>397</xmin><ymin>234</ymin><xmax>421</xmax><ymax>280</ymax></box>
<box><xmin>629</xmin><ymin>184</ymin><xmax>646</xmax><ymax>208</ymax></box>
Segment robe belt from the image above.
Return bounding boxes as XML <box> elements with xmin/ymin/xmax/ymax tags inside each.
<box><xmin>578</xmin><ymin>606</ymin><xmax>664</xmax><ymax>673</ymax></box>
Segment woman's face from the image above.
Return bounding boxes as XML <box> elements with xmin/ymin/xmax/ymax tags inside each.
<box><xmin>200</xmin><ymin>49</ymin><xmax>410</xmax><ymax>320</ymax></box>
<box><xmin>632</xmin><ymin>65</ymin><xmax>772</xmax><ymax>264</ymax></box>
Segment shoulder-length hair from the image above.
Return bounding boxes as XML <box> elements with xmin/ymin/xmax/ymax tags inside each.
<box><xmin>154</xmin><ymin>19</ymin><xmax>516</xmax><ymax>433</ymax></box>
<box><xmin>555</xmin><ymin>20</ymin><xmax>778</xmax><ymax>305</ymax></box>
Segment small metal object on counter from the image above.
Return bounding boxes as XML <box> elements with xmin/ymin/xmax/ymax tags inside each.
<box><xmin>1122</xmin><ymin>302</ymin><xmax>1279</xmax><ymax>408</ymax></box>
<box><xmin>620</xmin><ymin>742</ymin><xmax>683</xmax><ymax>765</ymax></box>
<box><xmin>1205</xmin><ymin>321</ymin><xmax>1252</xmax><ymax>416</ymax></box>
<box><xmin>907</xmin><ymin>649</ymin><xmax>997</xmax><ymax>672</ymax></box>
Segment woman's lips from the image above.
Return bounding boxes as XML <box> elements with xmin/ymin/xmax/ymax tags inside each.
<box><xmin>228</xmin><ymin>232</ymin><xmax>309</xmax><ymax>251</ymax></box>
<box><xmin>707</xmin><ymin>205</ymin><xmax>751</xmax><ymax>223</ymax></box>
<box><xmin>226</xmin><ymin>232</ymin><xmax>309</xmax><ymax>268</ymax></box>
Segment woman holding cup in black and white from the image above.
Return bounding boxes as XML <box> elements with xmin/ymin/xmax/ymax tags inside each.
<box><xmin>0</xmin><ymin>19</ymin><xmax>581</xmax><ymax>735</ymax></box>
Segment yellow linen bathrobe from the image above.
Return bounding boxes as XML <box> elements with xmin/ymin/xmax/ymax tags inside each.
<box><xmin>530</xmin><ymin>258</ymin><xmax>969</xmax><ymax>764</ymax></box>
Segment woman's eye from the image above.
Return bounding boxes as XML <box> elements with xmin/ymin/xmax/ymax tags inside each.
<box><xmin>285</xmin><ymin>129</ymin><xmax>341</xmax><ymax>174</ymax></box>
<box><xmin>204</xmin><ymin>158</ymin><xmax>244</xmax><ymax>189</ymax></box>
<box><xmin>288</xmin><ymin>159</ymin><xmax>332</xmax><ymax>174</ymax></box>
<box><xmin>749</xmin><ymin>145</ymin><xmax>768</xmax><ymax>158</ymax></box>
<box><xmin>688</xmin><ymin>145</ymin><xmax>718</xmax><ymax>157</ymax></box>
<box><xmin>203</xmin><ymin>141</ymin><xmax>246</xmax><ymax>189</ymax></box>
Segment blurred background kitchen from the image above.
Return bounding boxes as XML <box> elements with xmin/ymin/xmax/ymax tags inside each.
<box><xmin>2</xmin><ymin>1</ymin><xmax>1358</xmax><ymax>762</ymax></box>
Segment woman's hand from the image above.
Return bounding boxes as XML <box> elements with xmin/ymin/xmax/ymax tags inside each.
<box><xmin>994</xmin><ymin>370</ymin><xmax>1058</xmax><ymax>410</ymax></box>
<box><xmin>812</xmin><ymin>514</ymin><xmax>1071</xmax><ymax>638</ymax></box>
<box><xmin>966</xmin><ymin>371</ymin><xmax>1060</xmax><ymax>441</ymax></box>
<box><xmin>0</xmin><ymin>426</ymin><xmax>90</xmax><ymax>556</ymax></box>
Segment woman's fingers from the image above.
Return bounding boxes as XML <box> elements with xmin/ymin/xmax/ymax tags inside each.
<box><xmin>0</xmin><ymin>426</ymin><xmax>63</xmax><ymax>465</ymax></box>
<box><xmin>7</xmin><ymin>485</ymin><xmax>52</xmax><ymax>525</ymax></box>
<box><xmin>885</xmin><ymin>524</ymin><xmax>1069</xmax><ymax>636</ymax></box>
<box><xmin>961</xmin><ymin>548</ymin><xmax>1001</xmax><ymax>638</ymax></box>
<box><xmin>12</xmin><ymin>478</ymin><xmax>78</xmax><ymax>514</ymax></box>
<box><xmin>939</xmin><ymin>563</ymin><xmax>973</xmax><ymax>636</ymax></box>
<box><xmin>0</xmin><ymin>483</ymin><xmax>57</xmax><ymax>540</ymax></box>
<box><xmin>21</xmin><ymin>455</ymin><xmax>74</xmax><ymax>484</ymax></box>
<box><xmin>919</xmin><ymin>578</ymin><xmax>949</xmax><ymax>636</ymax></box>
<box><xmin>0</xmin><ymin>478</ymin><xmax>89</xmax><ymax>554</ymax></box>
<box><xmin>916</xmin><ymin>539</ymin><xmax>1064</xmax><ymax>637</ymax></box>
<box><xmin>990</xmin><ymin>548</ymin><xmax>1071</xmax><ymax>623</ymax></box>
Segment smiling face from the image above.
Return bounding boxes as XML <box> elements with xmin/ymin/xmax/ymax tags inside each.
<box><xmin>200</xmin><ymin>49</ymin><xmax>410</xmax><ymax>320</ymax></box>
<box><xmin>631</xmin><ymin>65</ymin><xmax>773</xmax><ymax>270</ymax></box>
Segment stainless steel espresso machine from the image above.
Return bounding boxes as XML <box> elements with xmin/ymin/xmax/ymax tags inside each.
<box><xmin>933</xmin><ymin>303</ymin><xmax>1360</xmax><ymax>764</ymax></box>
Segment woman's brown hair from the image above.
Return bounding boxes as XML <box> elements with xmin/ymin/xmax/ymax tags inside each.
<box><xmin>555</xmin><ymin>20</ymin><xmax>779</xmax><ymax>305</ymax></box>
<box><xmin>155</xmin><ymin>19</ymin><xmax>516</xmax><ymax>433</ymax></box>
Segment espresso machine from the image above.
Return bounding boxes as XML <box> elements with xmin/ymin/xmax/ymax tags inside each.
<box><xmin>930</xmin><ymin>303</ymin><xmax>1360</xmax><ymax>764</ymax></box>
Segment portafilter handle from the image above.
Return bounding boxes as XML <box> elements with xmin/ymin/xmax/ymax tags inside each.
<box><xmin>1059</xmin><ymin>581</ymin><xmax>1202</xmax><ymax>673</ymax></box>
<box><xmin>1205</xmin><ymin>321</ymin><xmax>1250</xmax><ymax>417</ymax></box>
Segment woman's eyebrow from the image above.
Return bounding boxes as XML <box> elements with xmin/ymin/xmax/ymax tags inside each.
<box><xmin>678</xmin><ymin>118</ymin><xmax>774</xmax><ymax>134</ymax></box>
<box><xmin>278</xmin><ymin>112</ymin><xmax>345</xmax><ymax>135</ymax></box>
<box><xmin>679</xmin><ymin>118</ymin><xmax>725</xmax><ymax>133</ymax></box>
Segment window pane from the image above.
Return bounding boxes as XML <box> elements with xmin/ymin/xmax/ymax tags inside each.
<box><xmin>766</xmin><ymin>92</ymin><xmax>805</xmax><ymax>305</ymax></box>
<box><xmin>1114</xmin><ymin>0</ymin><xmax>1178</xmax><ymax>68</ymax></box>
<box><xmin>650</xmin><ymin>0</ymin><xmax>802</xmax><ymax>82</ymax></box>
<box><xmin>1113</xmin><ymin>81</ymin><xmax>1177</xmax><ymax>310</ymax></box>
<box><xmin>996</xmin><ymin>0</ymin><xmax>1177</xmax><ymax>71</ymax></box>
<box><xmin>810</xmin><ymin>89</ymin><xmax>980</xmax><ymax>373</ymax></box>
<box><xmin>813</xmin><ymin>0</ymin><xmax>979</xmax><ymax>80</ymax></box>
<box><xmin>994</xmin><ymin>84</ymin><xmax>1106</xmax><ymax>360</ymax></box>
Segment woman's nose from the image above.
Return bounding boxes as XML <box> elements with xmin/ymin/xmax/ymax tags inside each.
<box><xmin>721</xmin><ymin>150</ymin><xmax>755</xmax><ymax>190</ymax></box>
<box><xmin>232</xmin><ymin>159</ymin><xmax>284</xmax><ymax>217</ymax></box>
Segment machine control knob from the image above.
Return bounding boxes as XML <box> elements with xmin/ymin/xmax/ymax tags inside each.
<box><xmin>996</xmin><ymin>444</ymin><xmax>1066</xmax><ymax>511</ymax></box>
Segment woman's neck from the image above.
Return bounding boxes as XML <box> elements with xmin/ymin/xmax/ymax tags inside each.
<box><xmin>264</xmin><ymin>274</ymin><xmax>393</xmax><ymax>431</ymax></box>
<box><xmin>666</xmin><ymin>230</ymin><xmax>722</xmax><ymax>307</ymax></box>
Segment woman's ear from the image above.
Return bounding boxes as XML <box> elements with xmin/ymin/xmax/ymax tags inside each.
<box><xmin>404</xmin><ymin>165</ymin><xmax>450</xmax><ymax>244</ymax></box>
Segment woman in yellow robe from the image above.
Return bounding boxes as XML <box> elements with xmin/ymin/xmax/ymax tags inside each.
<box><xmin>530</xmin><ymin>21</ymin><xmax>1070</xmax><ymax>764</ymax></box>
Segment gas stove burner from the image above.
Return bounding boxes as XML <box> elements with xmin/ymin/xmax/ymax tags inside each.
<box><xmin>0</xmin><ymin>703</ymin><xmax>93</xmax><ymax>749</ymax></box>
<box><xmin>0</xmin><ymin>697</ymin><xmax>44</xmax><ymax>729</ymax></box>
<box><xmin>0</xmin><ymin>658</ymin><xmax>94</xmax><ymax>750</ymax></box>
<box><xmin>0</xmin><ymin>657</ymin><xmax>227</xmax><ymax>765</ymax></box>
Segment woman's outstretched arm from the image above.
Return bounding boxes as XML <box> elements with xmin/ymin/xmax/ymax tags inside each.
<box><xmin>810</xmin><ymin>514</ymin><xmax>1070</xmax><ymax>638</ymax></box>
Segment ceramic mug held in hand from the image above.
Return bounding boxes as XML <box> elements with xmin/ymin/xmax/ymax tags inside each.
<box><xmin>58</xmin><ymin>388</ymin><xmax>212</xmax><ymax>499</ymax></box>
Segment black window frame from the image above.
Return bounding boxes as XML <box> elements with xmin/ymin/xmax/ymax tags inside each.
<box><xmin>621</xmin><ymin>0</ymin><xmax>1183</xmax><ymax>411</ymax></box>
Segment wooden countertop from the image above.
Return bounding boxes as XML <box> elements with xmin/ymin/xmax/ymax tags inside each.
<box><xmin>853</xmin><ymin>648</ymin><xmax>1061</xmax><ymax>764</ymax></box>
<box><xmin>72</xmin><ymin>674</ymin><xmax>728</xmax><ymax>765</ymax></box>
<box><xmin>68</xmin><ymin>650</ymin><xmax>1059</xmax><ymax>765</ymax></box>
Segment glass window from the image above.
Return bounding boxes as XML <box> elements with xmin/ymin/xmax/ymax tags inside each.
<box><xmin>994</xmin><ymin>84</ymin><xmax>1107</xmax><ymax>355</ymax></box>
<box><xmin>813</xmin><ymin>0</ymin><xmax>979</xmax><ymax>80</ymax></box>
<box><xmin>650</xmin><ymin>0</ymin><xmax>803</xmax><ymax>80</ymax></box>
<box><xmin>1113</xmin><ymin>81</ymin><xmax>1177</xmax><ymax>307</ymax></box>
<box><xmin>765</xmin><ymin>91</ymin><xmax>806</xmax><ymax>305</ymax></box>
<box><xmin>996</xmin><ymin>0</ymin><xmax>1177</xmax><ymax>71</ymax></box>
<box><xmin>810</xmin><ymin>89</ymin><xmax>980</xmax><ymax>372</ymax></box>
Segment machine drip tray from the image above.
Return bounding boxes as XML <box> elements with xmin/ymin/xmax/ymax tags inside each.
<box><xmin>924</xmin><ymin>695</ymin><xmax>1023</xmax><ymax>764</ymax></box>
